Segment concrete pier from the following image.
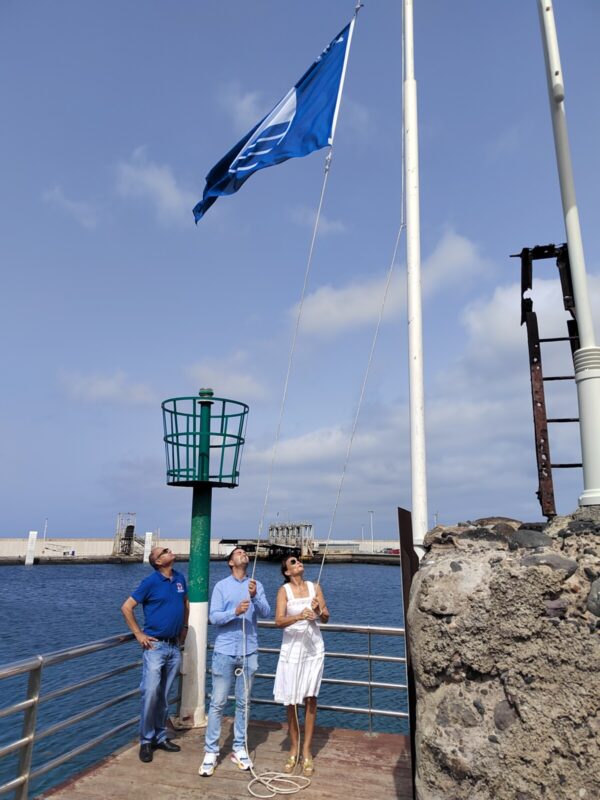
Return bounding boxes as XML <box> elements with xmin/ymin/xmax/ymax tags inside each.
<box><xmin>0</xmin><ymin>537</ymin><xmax>400</xmax><ymax>565</ymax></box>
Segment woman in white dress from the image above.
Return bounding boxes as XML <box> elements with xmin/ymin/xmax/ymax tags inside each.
<box><xmin>274</xmin><ymin>555</ymin><xmax>329</xmax><ymax>776</ymax></box>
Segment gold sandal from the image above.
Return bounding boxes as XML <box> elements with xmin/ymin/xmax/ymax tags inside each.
<box><xmin>302</xmin><ymin>758</ymin><xmax>314</xmax><ymax>777</ymax></box>
<box><xmin>284</xmin><ymin>755</ymin><xmax>297</xmax><ymax>774</ymax></box>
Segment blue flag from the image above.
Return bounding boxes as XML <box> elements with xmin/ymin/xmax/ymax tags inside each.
<box><xmin>193</xmin><ymin>23</ymin><xmax>353</xmax><ymax>223</ymax></box>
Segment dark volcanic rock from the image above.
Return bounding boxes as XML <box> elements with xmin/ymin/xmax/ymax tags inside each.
<box><xmin>545</xmin><ymin>598</ymin><xmax>568</xmax><ymax>618</ymax></box>
<box><xmin>587</xmin><ymin>578</ymin><xmax>600</xmax><ymax>617</ymax></box>
<box><xmin>492</xmin><ymin>522</ymin><xmax>517</xmax><ymax>537</ymax></box>
<box><xmin>474</xmin><ymin>516</ymin><xmax>520</xmax><ymax>527</ymax></box>
<box><xmin>423</xmin><ymin>527</ymin><xmax>456</xmax><ymax>548</ymax></box>
<box><xmin>450</xmin><ymin>561</ymin><xmax>462</xmax><ymax>572</ymax></box>
<box><xmin>517</xmin><ymin>522</ymin><xmax>546</xmax><ymax>532</ymax></box>
<box><xmin>567</xmin><ymin>520</ymin><xmax>595</xmax><ymax>534</ymax></box>
<box><xmin>493</xmin><ymin>699</ymin><xmax>518</xmax><ymax>731</ymax></box>
<box><xmin>436</xmin><ymin>697</ymin><xmax>480</xmax><ymax>728</ymax></box>
<box><xmin>520</xmin><ymin>553</ymin><xmax>578</xmax><ymax>577</ymax></box>
<box><xmin>584</xmin><ymin>565</ymin><xmax>600</xmax><ymax>581</ymax></box>
<box><xmin>509</xmin><ymin>529</ymin><xmax>553</xmax><ymax>550</ymax></box>
<box><xmin>459</xmin><ymin>527</ymin><xmax>507</xmax><ymax>543</ymax></box>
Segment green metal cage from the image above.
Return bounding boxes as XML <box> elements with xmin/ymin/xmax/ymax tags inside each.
<box><xmin>161</xmin><ymin>390</ymin><xmax>249</xmax><ymax>488</ymax></box>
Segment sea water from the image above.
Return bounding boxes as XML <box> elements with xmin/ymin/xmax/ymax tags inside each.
<box><xmin>0</xmin><ymin>561</ymin><xmax>407</xmax><ymax>796</ymax></box>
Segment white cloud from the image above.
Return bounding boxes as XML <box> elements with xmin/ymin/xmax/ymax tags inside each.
<box><xmin>238</xmin><ymin>271</ymin><xmax>600</xmax><ymax>532</ymax></box>
<box><xmin>43</xmin><ymin>186</ymin><xmax>97</xmax><ymax>230</ymax></box>
<box><xmin>290</xmin><ymin>206</ymin><xmax>346</xmax><ymax>235</ymax></box>
<box><xmin>247</xmin><ymin>426</ymin><xmax>348</xmax><ymax>467</ymax></box>
<box><xmin>60</xmin><ymin>370</ymin><xmax>156</xmax><ymax>405</ymax></box>
<box><xmin>185</xmin><ymin>352</ymin><xmax>265</xmax><ymax>400</ymax></box>
<box><xmin>422</xmin><ymin>228</ymin><xmax>491</xmax><ymax>296</ymax></box>
<box><xmin>217</xmin><ymin>81</ymin><xmax>267</xmax><ymax>133</ymax></box>
<box><xmin>451</xmin><ymin>274</ymin><xmax>600</xmax><ymax>396</ymax></box>
<box><xmin>295</xmin><ymin>229</ymin><xmax>490</xmax><ymax>336</ymax></box>
<box><xmin>116</xmin><ymin>147</ymin><xmax>196</xmax><ymax>226</ymax></box>
<box><xmin>293</xmin><ymin>273</ymin><xmax>403</xmax><ymax>337</ymax></box>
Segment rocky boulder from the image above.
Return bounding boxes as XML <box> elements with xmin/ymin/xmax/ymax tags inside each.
<box><xmin>408</xmin><ymin>513</ymin><xmax>600</xmax><ymax>800</ymax></box>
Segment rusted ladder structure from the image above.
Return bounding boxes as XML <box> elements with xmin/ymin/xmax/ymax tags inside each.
<box><xmin>515</xmin><ymin>243</ymin><xmax>583</xmax><ymax>518</ymax></box>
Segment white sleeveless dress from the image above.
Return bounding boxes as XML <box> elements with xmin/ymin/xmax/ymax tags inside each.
<box><xmin>273</xmin><ymin>581</ymin><xmax>325</xmax><ymax>706</ymax></box>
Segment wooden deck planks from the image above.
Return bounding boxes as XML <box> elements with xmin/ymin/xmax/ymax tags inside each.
<box><xmin>40</xmin><ymin>719</ymin><xmax>412</xmax><ymax>800</ymax></box>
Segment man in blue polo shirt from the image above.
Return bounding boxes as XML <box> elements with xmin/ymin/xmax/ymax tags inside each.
<box><xmin>199</xmin><ymin>547</ymin><xmax>270</xmax><ymax>777</ymax></box>
<box><xmin>121</xmin><ymin>546</ymin><xmax>189</xmax><ymax>763</ymax></box>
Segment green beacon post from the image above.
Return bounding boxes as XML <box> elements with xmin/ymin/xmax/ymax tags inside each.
<box><xmin>162</xmin><ymin>388</ymin><xmax>249</xmax><ymax>727</ymax></box>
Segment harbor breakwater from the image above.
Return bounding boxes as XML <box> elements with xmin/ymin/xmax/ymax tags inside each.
<box><xmin>408</xmin><ymin>513</ymin><xmax>600</xmax><ymax>800</ymax></box>
<box><xmin>0</xmin><ymin>537</ymin><xmax>400</xmax><ymax>565</ymax></box>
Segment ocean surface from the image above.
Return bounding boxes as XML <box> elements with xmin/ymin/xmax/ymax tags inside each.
<box><xmin>0</xmin><ymin>560</ymin><xmax>407</xmax><ymax>797</ymax></box>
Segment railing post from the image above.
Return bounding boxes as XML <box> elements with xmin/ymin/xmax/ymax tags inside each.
<box><xmin>367</xmin><ymin>630</ymin><xmax>373</xmax><ymax>736</ymax></box>
<box><xmin>15</xmin><ymin>657</ymin><xmax>43</xmax><ymax>800</ymax></box>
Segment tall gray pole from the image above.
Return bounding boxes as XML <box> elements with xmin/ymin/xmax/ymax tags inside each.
<box><xmin>403</xmin><ymin>0</ymin><xmax>428</xmax><ymax>549</ymax></box>
<box><xmin>537</xmin><ymin>1</ymin><xmax>600</xmax><ymax>507</ymax></box>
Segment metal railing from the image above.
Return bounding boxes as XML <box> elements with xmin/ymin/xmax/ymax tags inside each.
<box><xmin>0</xmin><ymin>634</ymin><xmax>158</xmax><ymax>799</ymax></box>
<box><xmin>0</xmin><ymin>623</ymin><xmax>405</xmax><ymax>798</ymax></box>
<box><xmin>222</xmin><ymin>621</ymin><xmax>408</xmax><ymax>736</ymax></box>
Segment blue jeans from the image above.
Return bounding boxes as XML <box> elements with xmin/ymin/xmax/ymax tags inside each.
<box><xmin>205</xmin><ymin>651</ymin><xmax>258</xmax><ymax>753</ymax></box>
<box><xmin>139</xmin><ymin>641</ymin><xmax>181</xmax><ymax>745</ymax></box>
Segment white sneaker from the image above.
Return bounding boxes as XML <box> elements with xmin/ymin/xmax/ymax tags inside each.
<box><xmin>199</xmin><ymin>752</ymin><xmax>218</xmax><ymax>777</ymax></box>
<box><xmin>231</xmin><ymin>749</ymin><xmax>253</xmax><ymax>770</ymax></box>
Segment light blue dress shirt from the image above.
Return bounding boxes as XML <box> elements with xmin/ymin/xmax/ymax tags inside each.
<box><xmin>209</xmin><ymin>574</ymin><xmax>271</xmax><ymax>656</ymax></box>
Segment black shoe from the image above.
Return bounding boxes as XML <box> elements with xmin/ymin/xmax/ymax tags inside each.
<box><xmin>154</xmin><ymin>739</ymin><xmax>181</xmax><ymax>752</ymax></box>
<box><xmin>139</xmin><ymin>743</ymin><xmax>153</xmax><ymax>763</ymax></box>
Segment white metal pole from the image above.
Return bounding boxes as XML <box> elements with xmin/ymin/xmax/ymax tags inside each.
<box><xmin>329</xmin><ymin>14</ymin><xmax>358</xmax><ymax>145</ymax></box>
<box><xmin>369</xmin><ymin>510</ymin><xmax>374</xmax><ymax>553</ymax></box>
<box><xmin>537</xmin><ymin>1</ymin><xmax>600</xmax><ymax>506</ymax></box>
<box><xmin>143</xmin><ymin>532</ymin><xmax>153</xmax><ymax>563</ymax></box>
<box><xmin>404</xmin><ymin>0</ymin><xmax>428</xmax><ymax>547</ymax></box>
<box><xmin>25</xmin><ymin>531</ymin><xmax>38</xmax><ymax>566</ymax></box>
<box><xmin>178</xmin><ymin>601</ymin><xmax>208</xmax><ymax>727</ymax></box>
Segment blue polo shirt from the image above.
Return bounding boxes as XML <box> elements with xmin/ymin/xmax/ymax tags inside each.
<box><xmin>131</xmin><ymin>569</ymin><xmax>187</xmax><ymax>638</ymax></box>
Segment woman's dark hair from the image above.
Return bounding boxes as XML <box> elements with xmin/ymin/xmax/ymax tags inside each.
<box><xmin>280</xmin><ymin>556</ymin><xmax>295</xmax><ymax>582</ymax></box>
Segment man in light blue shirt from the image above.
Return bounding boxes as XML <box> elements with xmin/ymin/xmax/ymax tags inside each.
<box><xmin>199</xmin><ymin>547</ymin><xmax>270</xmax><ymax>777</ymax></box>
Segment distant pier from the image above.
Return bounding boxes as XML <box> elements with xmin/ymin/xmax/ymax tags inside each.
<box><xmin>0</xmin><ymin>537</ymin><xmax>401</xmax><ymax>566</ymax></box>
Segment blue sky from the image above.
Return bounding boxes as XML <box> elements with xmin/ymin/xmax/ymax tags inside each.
<box><xmin>1</xmin><ymin>1</ymin><xmax>599</xmax><ymax>540</ymax></box>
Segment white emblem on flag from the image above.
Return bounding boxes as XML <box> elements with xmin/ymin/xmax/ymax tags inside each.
<box><xmin>229</xmin><ymin>88</ymin><xmax>297</xmax><ymax>175</ymax></box>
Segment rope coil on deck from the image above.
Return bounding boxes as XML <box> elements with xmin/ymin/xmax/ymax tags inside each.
<box><xmin>238</xmin><ymin>642</ymin><xmax>312</xmax><ymax>797</ymax></box>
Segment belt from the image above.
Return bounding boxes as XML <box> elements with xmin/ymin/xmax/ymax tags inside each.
<box><xmin>155</xmin><ymin>637</ymin><xmax>179</xmax><ymax>645</ymax></box>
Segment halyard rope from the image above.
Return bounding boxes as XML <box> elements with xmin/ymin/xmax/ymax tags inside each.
<box><xmin>236</xmin><ymin>1</ymin><xmax>412</xmax><ymax>794</ymax></box>
<box><xmin>251</xmin><ymin>148</ymin><xmax>333</xmax><ymax>585</ymax></box>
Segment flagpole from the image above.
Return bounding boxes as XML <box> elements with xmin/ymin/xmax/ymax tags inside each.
<box><xmin>403</xmin><ymin>0</ymin><xmax>428</xmax><ymax>552</ymax></box>
<box><xmin>537</xmin><ymin>1</ymin><xmax>600</xmax><ymax>508</ymax></box>
<box><xmin>329</xmin><ymin>7</ymin><xmax>360</xmax><ymax>144</ymax></box>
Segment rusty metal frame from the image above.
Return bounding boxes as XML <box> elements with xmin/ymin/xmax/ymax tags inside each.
<box><xmin>514</xmin><ymin>243</ymin><xmax>582</xmax><ymax>519</ymax></box>
<box><xmin>523</xmin><ymin>309</ymin><xmax>556</xmax><ymax>517</ymax></box>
